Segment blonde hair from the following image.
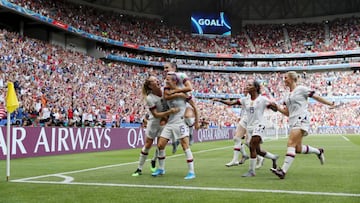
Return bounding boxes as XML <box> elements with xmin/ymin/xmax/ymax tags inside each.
<box><xmin>287</xmin><ymin>71</ymin><xmax>300</xmax><ymax>83</ymax></box>
<box><xmin>142</xmin><ymin>77</ymin><xmax>153</xmax><ymax>100</ymax></box>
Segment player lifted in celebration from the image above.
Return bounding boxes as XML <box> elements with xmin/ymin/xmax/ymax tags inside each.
<box><xmin>132</xmin><ymin>76</ymin><xmax>179</xmax><ymax>177</ymax></box>
<box><xmin>269</xmin><ymin>71</ymin><xmax>335</xmax><ymax>179</ymax></box>
<box><xmin>151</xmin><ymin>72</ymin><xmax>199</xmax><ymax>180</ymax></box>
<box><xmin>228</xmin><ymin>79</ymin><xmax>279</xmax><ymax>177</ymax></box>
<box><xmin>163</xmin><ymin>62</ymin><xmax>197</xmax><ymax>151</ymax></box>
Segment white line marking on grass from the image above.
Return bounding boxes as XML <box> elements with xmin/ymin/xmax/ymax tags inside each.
<box><xmin>10</xmin><ymin>180</ymin><xmax>360</xmax><ymax>197</ymax></box>
<box><xmin>12</xmin><ymin>146</ymin><xmax>231</xmax><ymax>182</ymax></box>
<box><xmin>10</xmin><ymin>142</ymin><xmax>360</xmax><ymax>198</ymax></box>
<box><xmin>340</xmin><ymin>135</ymin><xmax>350</xmax><ymax>141</ymax></box>
<box><xmin>53</xmin><ymin>174</ymin><xmax>74</xmax><ymax>183</ymax></box>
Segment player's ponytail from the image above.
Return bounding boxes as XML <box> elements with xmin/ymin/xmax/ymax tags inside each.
<box><xmin>142</xmin><ymin>77</ymin><xmax>152</xmax><ymax>100</ymax></box>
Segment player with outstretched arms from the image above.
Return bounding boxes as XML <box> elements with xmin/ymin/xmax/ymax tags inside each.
<box><xmin>269</xmin><ymin>71</ymin><xmax>335</xmax><ymax>179</ymax></box>
<box><xmin>229</xmin><ymin>79</ymin><xmax>279</xmax><ymax>177</ymax></box>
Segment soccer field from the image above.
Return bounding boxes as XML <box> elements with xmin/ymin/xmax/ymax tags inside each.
<box><xmin>0</xmin><ymin>134</ymin><xmax>359</xmax><ymax>203</ymax></box>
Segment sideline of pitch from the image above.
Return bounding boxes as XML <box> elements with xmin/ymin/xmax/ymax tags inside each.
<box><xmin>11</xmin><ymin>179</ymin><xmax>360</xmax><ymax>197</ymax></box>
<box><xmin>10</xmin><ymin>138</ymin><xmax>360</xmax><ymax>198</ymax></box>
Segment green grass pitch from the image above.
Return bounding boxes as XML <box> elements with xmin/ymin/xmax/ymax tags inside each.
<box><xmin>0</xmin><ymin>134</ymin><xmax>359</xmax><ymax>203</ymax></box>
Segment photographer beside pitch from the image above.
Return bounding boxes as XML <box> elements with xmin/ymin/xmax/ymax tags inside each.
<box><xmin>269</xmin><ymin>71</ymin><xmax>336</xmax><ymax>179</ymax></box>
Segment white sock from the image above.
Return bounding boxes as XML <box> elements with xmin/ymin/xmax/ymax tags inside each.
<box><xmin>240</xmin><ymin>143</ymin><xmax>248</xmax><ymax>157</ymax></box>
<box><xmin>256</xmin><ymin>155</ymin><xmax>264</xmax><ymax>163</ymax></box>
<box><xmin>158</xmin><ymin>149</ymin><xmax>166</xmax><ymax>170</ymax></box>
<box><xmin>264</xmin><ymin>151</ymin><xmax>277</xmax><ymax>160</ymax></box>
<box><xmin>232</xmin><ymin>137</ymin><xmax>242</xmax><ymax>162</ymax></box>
<box><xmin>301</xmin><ymin>145</ymin><xmax>320</xmax><ymax>154</ymax></box>
<box><xmin>137</xmin><ymin>147</ymin><xmax>149</xmax><ymax>170</ymax></box>
<box><xmin>184</xmin><ymin>148</ymin><xmax>194</xmax><ymax>173</ymax></box>
<box><xmin>249</xmin><ymin>158</ymin><xmax>256</xmax><ymax>172</ymax></box>
<box><xmin>152</xmin><ymin>148</ymin><xmax>159</xmax><ymax>161</ymax></box>
<box><xmin>281</xmin><ymin>147</ymin><xmax>296</xmax><ymax>173</ymax></box>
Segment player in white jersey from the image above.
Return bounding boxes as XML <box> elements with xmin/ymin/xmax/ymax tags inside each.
<box><xmin>212</xmin><ymin>97</ymin><xmax>250</xmax><ymax>166</ymax></box>
<box><xmin>270</xmin><ymin>71</ymin><xmax>335</xmax><ymax>179</ymax></box>
<box><xmin>151</xmin><ymin>72</ymin><xmax>199</xmax><ymax>180</ymax></box>
<box><xmin>213</xmin><ymin>91</ymin><xmax>265</xmax><ymax>168</ymax></box>
<box><xmin>235</xmin><ymin>79</ymin><xmax>279</xmax><ymax>177</ymax></box>
<box><xmin>163</xmin><ymin>62</ymin><xmax>197</xmax><ymax>152</ymax></box>
<box><xmin>132</xmin><ymin>76</ymin><xmax>179</xmax><ymax>177</ymax></box>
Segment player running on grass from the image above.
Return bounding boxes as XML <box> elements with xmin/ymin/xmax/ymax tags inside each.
<box><xmin>269</xmin><ymin>71</ymin><xmax>335</xmax><ymax>179</ymax></box>
<box><xmin>230</xmin><ymin>79</ymin><xmax>279</xmax><ymax>177</ymax></box>
<box><xmin>212</xmin><ymin>89</ymin><xmax>265</xmax><ymax>168</ymax></box>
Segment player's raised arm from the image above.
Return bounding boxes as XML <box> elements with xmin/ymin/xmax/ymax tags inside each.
<box><xmin>311</xmin><ymin>94</ymin><xmax>335</xmax><ymax>107</ymax></box>
<box><xmin>212</xmin><ymin>98</ymin><xmax>240</xmax><ymax>106</ymax></box>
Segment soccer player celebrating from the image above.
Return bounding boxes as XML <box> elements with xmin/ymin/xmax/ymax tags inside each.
<box><xmin>225</xmin><ymin>79</ymin><xmax>279</xmax><ymax>177</ymax></box>
<box><xmin>163</xmin><ymin>62</ymin><xmax>197</xmax><ymax>151</ymax></box>
<box><xmin>151</xmin><ymin>72</ymin><xmax>199</xmax><ymax>180</ymax></box>
<box><xmin>269</xmin><ymin>71</ymin><xmax>335</xmax><ymax>179</ymax></box>
<box><xmin>132</xmin><ymin>76</ymin><xmax>179</xmax><ymax>177</ymax></box>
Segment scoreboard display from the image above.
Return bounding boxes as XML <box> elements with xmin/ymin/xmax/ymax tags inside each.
<box><xmin>191</xmin><ymin>12</ymin><xmax>231</xmax><ymax>36</ymax></box>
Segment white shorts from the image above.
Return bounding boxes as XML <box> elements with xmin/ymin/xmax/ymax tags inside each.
<box><xmin>161</xmin><ymin>122</ymin><xmax>189</xmax><ymax>141</ymax></box>
<box><xmin>290</xmin><ymin>115</ymin><xmax>310</xmax><ymax>136</ymax></box>
<box><xmin>247</xmin><ymin>124</ymin><xmax>267</xmax><ymax>144</ymax></box>
<box><xmin>146</xmin><ymin>121</ymin><xmax>163</xmax><ymax>139</ymax></box>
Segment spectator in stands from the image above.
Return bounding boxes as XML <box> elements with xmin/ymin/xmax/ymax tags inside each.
<box><xmin>36</xmin><ymin>103</ymin><xmax>52</xmax><ymax>127</ymax></box>
<box><xmin>0</xmin><ymin>101</ymin><xmax>7</xmax><ymax>122</ymax></box>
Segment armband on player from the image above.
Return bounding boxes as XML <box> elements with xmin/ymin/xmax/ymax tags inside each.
<box><xmin>186</xmin><ymin>95</ymin><xmax>192</xmax><ymax>102</ymax></box>
<box><xmin>308</xmin><ymin>91</ymin><xmax>315</xmax><ymax>97</ymax></box>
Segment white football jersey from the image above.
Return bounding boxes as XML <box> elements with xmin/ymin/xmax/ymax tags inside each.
<box><xmin>284</xmin><ymin>85</ymin><xmax>313</xmax><ymax>126</ymax></box>
<box><xmin>240</xmin><ymin>95</ymin><xmax>270</xmax><ymax>130</ymax></box>
<box><xmin>145</xmin><ymin>88</ymin><xmax>168</xmax><ymax>122</ymax></box>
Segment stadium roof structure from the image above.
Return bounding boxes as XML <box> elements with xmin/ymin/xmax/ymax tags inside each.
<box><xmin>74</xmin><ymin>0</ymin><xmax>360</xmax><ymax>33</ymax></box>
<box><xmin>78</xmin><ymin>0</ymin><xmax>360</xmax><ymax>20</ymax></box>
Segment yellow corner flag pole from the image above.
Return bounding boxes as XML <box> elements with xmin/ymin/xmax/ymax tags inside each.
<box><xmin>6</xmin><ymin>82</ymin><xmax>19</xmax><ymax>182</ymax></box>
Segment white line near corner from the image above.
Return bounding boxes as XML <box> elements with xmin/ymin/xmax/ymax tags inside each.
<box><xmin>11</xmin><ymin>146</ymin><xmax>231</xmax><ymax>182</ymax></box>
<box><xmin>10</xmin><ymin>180</ymin><xmax>360</xmax><ymax>197</ymax></box>
<box><xmin>9</xmin><ymin>144</ymin><xmax>360</xmax><ymax>198</ymax></box>
<box><xmin>340</xmin><ymin>135</ymin><xmax>350</xmax><ymax>141</ymax></box>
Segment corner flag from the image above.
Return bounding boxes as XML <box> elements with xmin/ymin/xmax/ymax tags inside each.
<box><xmin>5</xmin><ymin>81</ymin><xmax>19</xmax><ymax>181</ymax></box>
<box><xmin>6</xmin><ymin>82</ymin><xmax>19</xmax><ymax>113</ymax></box>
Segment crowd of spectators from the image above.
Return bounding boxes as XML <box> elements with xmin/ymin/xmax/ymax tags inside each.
<box><xmin>0</xmin><ymin>29</ymin><xmax>359</xmax><ymax>129</ymax></box>
<box><xmin>7</xmin><ymin>0</ymin><xmax>360</xmax><ymax>55</ymax></box>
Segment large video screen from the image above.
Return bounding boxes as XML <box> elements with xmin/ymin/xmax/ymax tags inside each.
<box><xmin>191</xmin><ymin>12</ymin><xmax>231</xmax><ymax>36</ymax></box>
